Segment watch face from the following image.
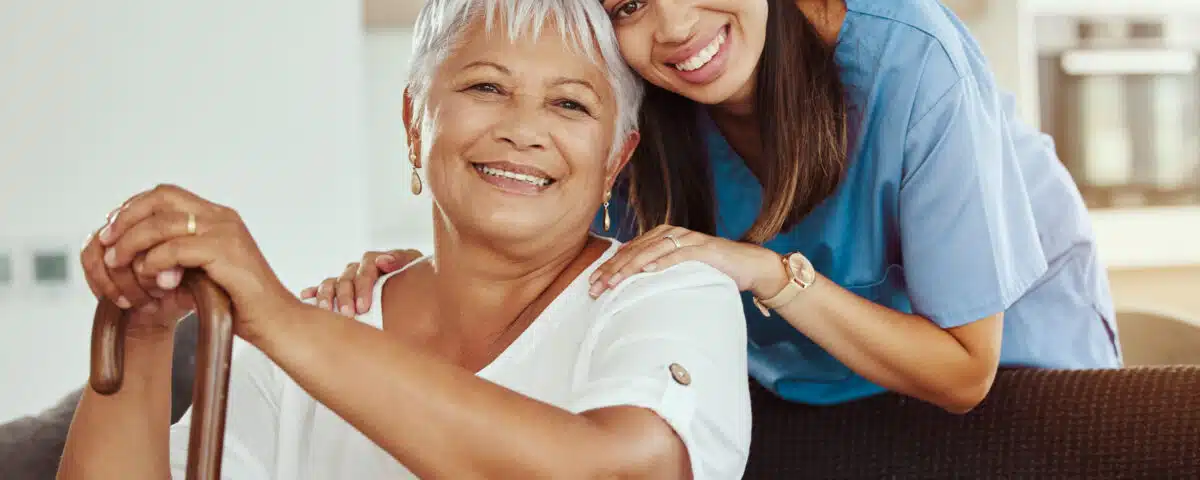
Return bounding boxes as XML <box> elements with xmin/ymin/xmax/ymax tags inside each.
<box><xmin>786</xmin><ymin>253</ymin><xmax>816</xmax><ymax>288</ymax></box>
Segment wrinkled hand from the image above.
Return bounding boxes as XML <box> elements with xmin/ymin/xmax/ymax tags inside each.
<box><xmin>299</xmin><ymin>249</ymin><xmax>423</xmax><ymax>315</ymax></box>
<box><xmin>90</xmin><ymin>184</ymin><xmax>298</xmax><ymax>340</ymax></box>
<box><xmin>81</xmin><ymin>222</ymin><xmax>194</xmax><ymax>341</ymax></box>
<box><xmin>587</xmin><ymin>225</ymin><xmax>785</xmax><ymax>298</ymax></box>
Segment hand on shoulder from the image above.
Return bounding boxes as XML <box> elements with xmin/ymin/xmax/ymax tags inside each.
<box><xmin>299</xmin><ymin>249</ymin><xmax>425</xmax><ymax>315</ymax></box>
<box><xmin>587</xmin><ymin>225</ymin><xmax>784</xmax><ymax>299</ymax></box>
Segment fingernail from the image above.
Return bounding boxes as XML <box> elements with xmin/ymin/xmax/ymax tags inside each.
<box><xmin>99</xmin><ymin>225</ymin><xmax>113</xmax><ymax>244</ymax></box>
<box><xmin>588</xmin><ymin>282</ymin><xmax>604</xmax><ymax>298</ymax></box>
<box><xmin>157</xmin><ymin>270</ymin><xmax>181</xmax><ymax>289</ymax></box>
<box><xmin>140</xmin><ymin>302</ymin><xmax>159</xmax><ymax>315</ymax></box>
<box><xmin>149</xmin><ymin>289</ymin><xmax>166</xmax><ymax>298</ymax></box>
<box><xmin>643</xmin><ymin>263</ymin><xmax>658</xmax><ymax>272</ymax></box>
<box><xmin>607</xmin><ymin>274</ymin><xmax>623</xmax><ymax>287</ymax></box>
<box><xmin>103</xmin><ymin>249</ymin><xmax>117</xmax><ymax>267</ymax></box>
<box><xmin>377</xmin><ymin>255</ymin><xmax>396</xmax><ymax>265</ymax></box>
<box><xmin>357</xmin><ymin>298</ymin><xmax>368</xmax><ymax>313</ymax></box>
<box><xmin>339</xmin><ymin>305</ymin><xmax>354</xmax><ymax>316</ymax></box>
<box><xmin>319</xmin><ymin>300</ymin><xmax>330</xmax><ymax>309</ymax></box>
<box><xmin>116</xmin><ymin>296</ymin><xmax>132</xmax><ymax>309</ymax></box>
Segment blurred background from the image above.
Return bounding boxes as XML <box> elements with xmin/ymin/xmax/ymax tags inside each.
<box><xmin>0</xmin><ymin>0</ymin><xmax>1197</xmax><ymax>424</ymax></box>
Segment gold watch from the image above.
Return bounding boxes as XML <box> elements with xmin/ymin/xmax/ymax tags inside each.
<box><xmin>752</xmin><ymin>252</ymin><xmax>816</xmax><ymax>316</ymax></box>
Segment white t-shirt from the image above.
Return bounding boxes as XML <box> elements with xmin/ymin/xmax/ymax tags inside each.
<box><xmin>168</xmin><ymin>239</ymin><xmax>752</xmax><ymax>479</ymax></box>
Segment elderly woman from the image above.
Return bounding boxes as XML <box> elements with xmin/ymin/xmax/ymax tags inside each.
<box><xmin>54</xmin><ymin>1</ymin><xmax>751</xmax><ymax>478</ymax></box>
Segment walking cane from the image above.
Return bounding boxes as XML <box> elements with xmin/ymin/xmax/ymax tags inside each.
<box><xmin>89</xmin><ymin>271</ymin><xmax>234</xmax><ymax>480</ymax></box>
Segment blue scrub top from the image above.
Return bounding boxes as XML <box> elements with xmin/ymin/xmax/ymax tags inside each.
<box><xmin>596</xmin><ymin>0</ymin><xmax>1122</xmax><ymax>405</ymax></box>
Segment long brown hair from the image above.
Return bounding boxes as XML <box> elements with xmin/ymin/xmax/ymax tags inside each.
<box><xmin>623</xmin><ymin>0</ymin><xmax>849</xmax><ymax>243</ymax></box>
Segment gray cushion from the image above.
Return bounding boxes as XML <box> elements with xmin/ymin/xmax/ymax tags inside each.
<box><xmin>0</xmin><ymin>313</ymin><xmax>198</xmax><ymax>479</ymax></box>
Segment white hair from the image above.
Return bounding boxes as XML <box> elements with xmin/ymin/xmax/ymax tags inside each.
<box><xmin>407</xmin><ymin>0</ymin><xmax>643</xmax><ymax>159</ymax></box>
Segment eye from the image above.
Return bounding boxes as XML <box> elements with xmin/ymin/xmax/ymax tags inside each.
<box><xmin>554</xmin><ymin>99</ymin><xmax>592</xmax><ymax>115</ymax></box>
<box><xmin>611</xmin><ymin>0</ymin><xmax>645</xmax><ymax>19</ymax></box>
<box><xmin>467</xmin><ymin>83</ymin><xmax>504</xmax><ymax>95</ymax></box>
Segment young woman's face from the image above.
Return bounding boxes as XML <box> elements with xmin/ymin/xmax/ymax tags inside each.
<box><xmin>601</xmin><ymin>0</ymin><xmax>768</xmax><ymax>106</ymax></box>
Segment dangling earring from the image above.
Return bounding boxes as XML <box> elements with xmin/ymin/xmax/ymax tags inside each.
<box><xmin>409</xmin><ymin>148</ymin><xmax>423</xmax><ymax>195</ymax></box>
<box><xmin>602</xmin><ymin>190</ymin><xmax>612</xmax><ymax>232</ymax></box>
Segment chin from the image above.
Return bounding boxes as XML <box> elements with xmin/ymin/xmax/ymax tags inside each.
<box><xmin>675</xmin><ymin>81</ymin><xmax>745</xmax><ymax>106</ymax></box>
<box><xmin>463</xmin><ymin>210</ymin><xmax>556</xmax><ymax>246</ymax></box>
<box><xmin>653</xmin><ymin>62</ymin><xmax>757</xmax><ymax>107</ymax></box>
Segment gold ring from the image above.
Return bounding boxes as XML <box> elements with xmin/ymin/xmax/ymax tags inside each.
<box><xmin>186</xmin><ymin>212</ymin><xmax>196</xmax><ymax>235</ymax></box>
<box><xmin>663</xmin><ymin>234</ymin><xmax>681</xmax><ymax>249</ymax></box>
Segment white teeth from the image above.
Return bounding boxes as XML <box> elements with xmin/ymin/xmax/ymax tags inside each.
<box><xmin>477</xmin><ymin>165</ymin><xmax>552</xmax><ymax>187</ymax></box>
<box><xmin>675</xmin><ymin>29</ymin><xmax>726</xmax><ymax>72</ymax></box>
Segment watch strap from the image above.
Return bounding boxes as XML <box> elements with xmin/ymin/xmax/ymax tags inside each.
<box><xmin>752</xmin><ymin>254</ymin><xmax>809</xmax><ymax>316</ymax></box>
<box><xmin>753</xmin><ymin>280</ymin><xmax>804</xmax><ymax>316</ymax></box>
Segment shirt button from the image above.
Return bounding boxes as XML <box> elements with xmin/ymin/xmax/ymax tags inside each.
<box><xmin>668</xmin><ymin>363</ymin><xmax>691</xmax><ymax>386</ymax></box>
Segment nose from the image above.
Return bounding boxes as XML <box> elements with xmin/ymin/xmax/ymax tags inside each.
<box><xmin>654</xmin><ymin>0</ymin><xmax>698</xmax><ymax>45</ymax></box>
<box><xmin>493</xmin><ymin>96</ymin><xmax>548</xmax><ymax>151</ymax></box>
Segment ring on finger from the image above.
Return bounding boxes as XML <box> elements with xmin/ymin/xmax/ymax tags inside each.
<box><xmin>663</xmin><ymin>234</ymin><xmax>682</xmax><ymax>249</ymax></box>
<box><xmin>185</xmin><ymin>212</ymin><xmax>197</xmax><ymax>235</ymax></box>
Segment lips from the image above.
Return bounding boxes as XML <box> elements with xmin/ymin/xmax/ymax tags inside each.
<box><xmin>673</xmin><ymin>28</ymin><xmax>727</xmax><ymax>72</ymax></box>
<box><xmin>661</xmin><ymin>24</ymin><xmax>733</xmax><ymax>86</ymax></box>
<box><xmin>665</xmin><ymin>25</ymin><xmax>729</xmax><ymax>70</ymax></box>
<box><xmin>471</xmin><ymin>161</ymin><xmax>556</xmax><ymax>188</ymax></box>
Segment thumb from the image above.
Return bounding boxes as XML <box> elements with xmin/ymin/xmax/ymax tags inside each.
<box><xmin>374</xmin><ymin>252</ymin><xmax>403</xmax><ymax>273</ymax></box>
<box><xmin>374</xmin><ymin>249</ymin><xmax>421</xmax><ymax>273</ymax></box>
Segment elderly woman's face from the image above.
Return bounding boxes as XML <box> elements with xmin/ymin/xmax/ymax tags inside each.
<box><xmin>413</xmin><ymin>20</ymin><xmax>631</xmax><ymax>244</ymax></box>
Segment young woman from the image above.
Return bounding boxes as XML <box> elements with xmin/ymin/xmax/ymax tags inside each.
<box><xmin>305</xmin><ymin>0</ymin><xmax>1121</xmax><ymax>414</ymax></box>
<box><xmin>57</xmin><ymin>1</ymin><xmax>752</xmax><ymax>477</ymax></box>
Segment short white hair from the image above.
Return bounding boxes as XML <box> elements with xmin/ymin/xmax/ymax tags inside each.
<box><xmin>408</xmin><ymin>0</ymin><xmax>643</xmax><ymax>158</ymax></box>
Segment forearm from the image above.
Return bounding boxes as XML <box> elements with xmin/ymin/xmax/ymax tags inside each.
<box><xmin>765</xmin><ymin>274</ymin><xmax>998</xmax><ymax>412</ymax></box>
<box><xmin>252</xmin><ymin>303</ymin><xmax>654</xmax><ymax>478</ymax></box>
<box><xmin>58</xmin><ymin>337</ymin><xmax>175</xmax><ymax>480</ymax></box>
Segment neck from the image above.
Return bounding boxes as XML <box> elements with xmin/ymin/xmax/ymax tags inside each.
<box><xmin>712</xmin><ymin>0</ymin><xmax>846</xmax><ymax>120</ymax></box>
<box><xmin>428</xmin><ymin>215</ymin><xmax>593</xmax><ymax>335</ymax></box>
<box><xmin>713</xmin><ymin>83</ymin><xmax>757</xmax><ymax>119</ymax></box>
<box><xmin>795</xmin><ymin>0</ymin><xmax>846</xmax><ymax>44</ymax></box>
<box><xmin>706</xmin><ymin>103</ymin><xmax>764</xmax><ymax>167</ymax></box>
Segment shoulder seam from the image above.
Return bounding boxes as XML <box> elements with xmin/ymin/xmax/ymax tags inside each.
<box><xmin>907</xmin><ymin>75</ymin><xmax>966</xmax><ymax>132</ymax></box>
<box><xmin>899</xmin><ymin>76</ymin><xmax>967</xmax><ymax>192</ymax></box>
<box><xmin>844</xmin><ymin>8</ymin><xmax>966</xmax><ymax>78</ymax></box>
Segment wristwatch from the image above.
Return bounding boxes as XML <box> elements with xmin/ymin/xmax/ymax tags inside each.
<box><xmin>752</xmin><ymin>252</ymin><xmax>816</xmax><ymax>316</ymax></box>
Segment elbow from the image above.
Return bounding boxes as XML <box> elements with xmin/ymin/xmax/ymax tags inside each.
<box><xmin>934</xmin><ymin>367</ymin><xmax>997</xmax><ymax>415</ymax></box>
<box><xmin>573</xmin><ymin>446</ymin><xmax>688</xmax><ymax>480</ymax></box>
<box><xmin>559</xmin><ymin>408</ymin><xmax>693</xmax><ymax>480</ymax></box>
<box><xmin>565</xmin><ymin>428</ymin><xmax>691</xmax><ymax>479</ymax></box>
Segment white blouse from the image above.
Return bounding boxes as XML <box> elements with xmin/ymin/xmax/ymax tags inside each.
<box><xmin>168</xmin><ymin>239</ymin><xmax>752</xmax><ymax>479</ymax></box>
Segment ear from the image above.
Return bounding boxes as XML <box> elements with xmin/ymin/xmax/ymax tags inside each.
<box><xmin>402</xmin><ymin>88</ymin><xmax>423</xmax><ymax>169</ymax></box>
<box><xmin>605</xmin><ymin>130</ymin><xmax>641</xmax><ymax>192</ymax></box>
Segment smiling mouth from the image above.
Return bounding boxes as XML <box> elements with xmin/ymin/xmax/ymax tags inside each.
<box><xmin>472</xmin><ymin>163</ymin><xmax>556</xmax><ymax>188</ymax></box>
<box><xmin>672</xmin><ymin>26</ymin><xmax>728</xmax><ymax>72</ymax></box>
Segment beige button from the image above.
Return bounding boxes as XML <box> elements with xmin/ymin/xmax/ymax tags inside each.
<box><xmin>668</xmin><ymin>363</ymin><xmax>691</xmax><ymax>386</ymax></box>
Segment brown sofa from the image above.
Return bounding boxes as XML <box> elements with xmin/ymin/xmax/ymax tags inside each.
<box><xmin>746</xmin><ymin>366</ymin><xmax>1200</xmax><ymax>478</ymax></box>
<box><xmin>4</xmin><ymin>313</ymin><xmax>1199</xmax><ymax>478</ymax></box>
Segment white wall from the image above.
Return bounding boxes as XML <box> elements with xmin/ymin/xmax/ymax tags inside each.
<box><xmin>363</xmin><ymin>28</ymin><xmax>435</xmax><ymax>253</ymax></box>
<box><xmin>0</xmin><ymin>1</ymin><xmax>374</xmax><ymax>422</ymax></box>
<box><xmin>948</xmin><ymin>0</ymin><xmax>1041</xmax><ymax>124</ymax></box>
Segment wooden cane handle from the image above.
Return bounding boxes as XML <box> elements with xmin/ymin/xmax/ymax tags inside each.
<box><xmin>89</xmin><ymin>271</ymin><xmax>235</xmax><ymax>480</ymax></box>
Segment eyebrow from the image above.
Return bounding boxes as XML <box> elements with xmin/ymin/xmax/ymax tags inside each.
<box><xmin>462</xmin><ymin>60</ymin><xmax>600</xmax><ymax>97</ymax></box>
